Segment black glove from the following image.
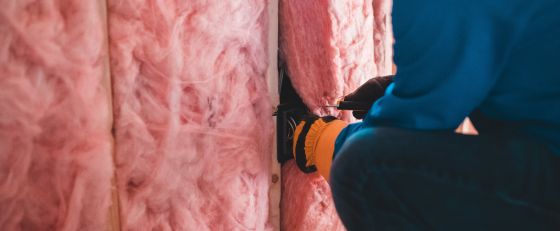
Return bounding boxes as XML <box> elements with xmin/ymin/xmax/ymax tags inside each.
<box><xmin>344</xmin><ymin>75</ymin><xmax>394</xmax><ymax>119</ymax></box>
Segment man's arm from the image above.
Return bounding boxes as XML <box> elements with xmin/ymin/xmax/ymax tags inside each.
<box><xmin>363</xmin><ymin>0</ymin><xmax>522</xmax><ymax>130</ymax></box>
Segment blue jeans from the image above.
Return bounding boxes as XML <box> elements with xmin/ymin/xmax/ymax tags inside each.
<box><xmin>330</xmin><ymin>127</ymin><xmax>560</xmax><ymax>231</ymax></box>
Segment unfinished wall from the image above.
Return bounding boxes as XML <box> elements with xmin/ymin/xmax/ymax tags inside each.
<box><xmin>107</xmin><ymin>0</ymin><xmax>276</xmax><ymax>230</ymax></box>
<box><xmin>279</xmin><ymin>0</ymin><xmax>393</xmax><ymax>230</ymax></box>
<box><xmin>0</xmin><ymin>0</ymin><xmax>393</xmax><ymax>229</ymax></box>
<box><xmin>1</xmin><ymin>0</ymin><xmax>279</xmax><ymax>230</ymax></box>
<box><xmin>0</xmin><ymin>1</ymin><xmax>114</xmax><ymax>230</ymax></box>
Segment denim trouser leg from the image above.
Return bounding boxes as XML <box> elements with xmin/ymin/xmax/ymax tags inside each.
<box><xmin>330</xmin><ymin>127</ymin><xmax>560</xmax><ymax>231</ymax></box>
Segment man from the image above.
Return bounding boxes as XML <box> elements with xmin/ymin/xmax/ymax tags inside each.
<box><xmin>291</xmin><ymin>0</ymin><xmax>560</xmax><ymax>230</ymax></box>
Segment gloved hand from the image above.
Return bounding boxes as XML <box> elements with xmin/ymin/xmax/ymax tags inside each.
<box><xmin>344</xmin><ymin>75</ymin><xmax>394</xmax><ymax>119</ymax></box>
<box><xmin>292</xmin><ymin>115</ymin><xmax>347</xmax><ymax>179</ymax></box>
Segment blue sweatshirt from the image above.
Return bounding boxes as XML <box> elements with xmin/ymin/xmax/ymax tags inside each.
<box><xmin>336</xmin><ymin>0</ymin><xmax>560</xmax><ymax>154</ymax></box>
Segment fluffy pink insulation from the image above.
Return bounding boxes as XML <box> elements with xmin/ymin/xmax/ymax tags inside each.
<box><xmin>373</xmin><ymin>0</ymin><xmax>393</xmax><ymax>76</ymax></box>
<box><xmin>280</xmin><ymin>0</ymin><xmax>376</xmax><ymax>117</ymax></box>
<box><xmin>0</xmin><ymin>1</ymin><xmax>114</xmax><ymax>230</ymax></box>
<box><xmin>108</xmin><ymin>1</ymin><xmax>274</xmax><ymax>230</ymax></box>
<box><xmin>281</xmin><ymin>162</ymin><xmax>345</xmax><ymax>231</ymax></box>
<box><xmin>280</xmin><ymin>0</ymin><xmax>393</xmax><ymax>230</ymax></box>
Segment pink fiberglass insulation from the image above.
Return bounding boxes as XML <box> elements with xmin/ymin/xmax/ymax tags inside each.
<box><xmin>0</xmin><ymin>0</ymin><xmax>114</xmax><ymax>230</ymax></box>
<box><xmin>108</xmin><ymin>0</ymin><xmax>274</xmax><ymax>230</ymax></box>
<box><xmin>280</xmin><ymin>0</ymin><xmax>393</xmax><ymax>230</ymax></box>
<box><xmin>373</xmin><ymin>0</ymin><xmax>393</xmax><ymax>76</ymax></box>
<box><xmin>280</xmin><ymin>0</ymin><xmax>376</xmax><ymax>117</ymax></box>
<box><xmin>281</xmin><ymin>161</ymin><xmax>345</xmax><ymax>231</ymax></box>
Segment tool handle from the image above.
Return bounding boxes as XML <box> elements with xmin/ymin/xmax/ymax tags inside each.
<box><xmin>337</xmin><ymin>101</ymin><xmax>371</xmax><ymax>111</ymax></box>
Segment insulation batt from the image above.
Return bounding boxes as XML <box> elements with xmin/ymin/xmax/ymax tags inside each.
<box><xmin>373</xmin><ymin>0</ymin><xmax>393</xmax><ymax>76</ymax></box>
<box><xmin>0</xmin><ymin>0</ymin><xmax>114</xmax><ymax>230</ymax></box>
<box><xmin>280</xmin><ymin>0</ymin><xmax>376</xmax><ymax>117</ymax></box>
<box><xmin>281</xmin><ymin>162</ymin><xmax>345</xmax><ymax>231</ymax></box>
<box><xmin>108</xmin><ymin>0</ymin><xmax>274</xmax><ymax>230</ymax></box>
<box><xmin>280</xmin><ymin>0</ymin><xmax>393</xmax><ymax>230</ymax></box>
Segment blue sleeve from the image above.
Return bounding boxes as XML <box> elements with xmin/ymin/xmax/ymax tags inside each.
<box><xmin>334</xmin><ymin>122</ymin><xmax>364</xmax><ymax>155</ymax></box>
<box><xmin>362</xmin><ymin>0</ymin><xmax>521</xmax><ymax>130</ymax></box>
